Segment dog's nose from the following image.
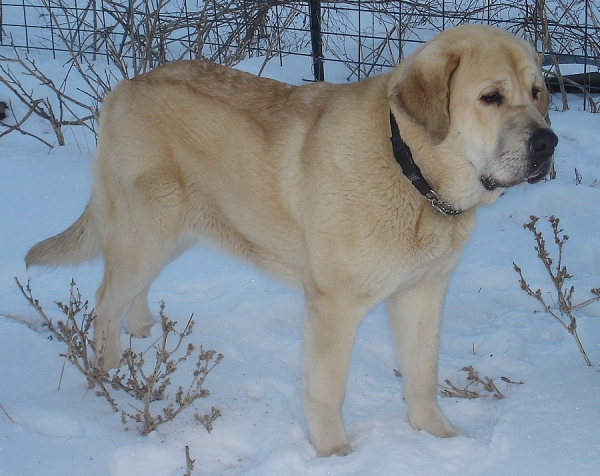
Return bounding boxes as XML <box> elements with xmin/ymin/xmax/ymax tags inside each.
<box><xmin>526</xmin><ymin>128</ymin><xmax>557</xmax><ymax>184</ymax></box>
<box><xmin>529</xmin><ymin>128</ymin><xmax>558</xmax><ymax>157</ymax></box>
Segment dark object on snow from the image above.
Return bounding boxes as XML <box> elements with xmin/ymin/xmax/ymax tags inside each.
<box><xmin>546</xmin><ymin>72</ymin><xmax>600</xmax><ymax>94</ymax></box>
<box><xmin>542</xmin><ymin>55</ymin><xmax>600</xmax><ymax>95</ymax></box>
<box><xmin>0</xmin><ymin>102</ymin><xmax>7</xmax><ymax>120</ymax></box>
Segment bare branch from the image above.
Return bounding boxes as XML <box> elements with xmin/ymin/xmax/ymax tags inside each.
<box><xmin>514</xmin><ymin>216</ymin><xmax>594</xmax><ymax>366</ymax></box>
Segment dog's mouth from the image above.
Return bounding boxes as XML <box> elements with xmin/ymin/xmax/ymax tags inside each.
<box><xmin>480</xmin><ymin>175</ymin><xmax>499</xmax><ymax>191</ymax></box>
<box><xmin>480</xmin><ymin>157</ymin><xmax>553</xmax><ymax>191</ymax></box>
<box><xmin>480</xmin><ymin>127</ymin><xmax>557</xmax><ymax>191</ymax></box>
<box><xmin>526</xmin><ymin>159</ymin><xmax>553</xmax><ymax>184</ymax></box>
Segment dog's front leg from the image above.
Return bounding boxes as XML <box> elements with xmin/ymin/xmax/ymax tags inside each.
<box><xmin>303</xmin><ymin>285</ymin><xmax>365</xmax><ymax>457</ymax></box>
<box><xmin>386</xmin><ymin>268</ymin><xmax>466</xmax><ymax>438</ymax></box>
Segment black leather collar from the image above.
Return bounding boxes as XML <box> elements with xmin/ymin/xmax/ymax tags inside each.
<box><xmin>389</xmin><ymin>111</ymin><xmax>464</xmax><ymax>217</ymax></box>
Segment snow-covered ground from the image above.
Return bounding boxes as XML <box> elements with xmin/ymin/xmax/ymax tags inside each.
<box><xmin>1</xmin><ymin>53</ymin><xmax>599</xmax><ymax>476</ymax></box>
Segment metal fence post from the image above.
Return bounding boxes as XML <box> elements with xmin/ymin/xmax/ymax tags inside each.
<box><xmin>308</xmin><ymin>0</ymin><xmax>324</xmax><ymax>81</ymax></box>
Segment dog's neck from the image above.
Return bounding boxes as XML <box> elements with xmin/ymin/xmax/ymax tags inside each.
<box><xmin>389</xmin><ymin>111</ymin><xmax>464</xmax><ymax>217</ymax></box>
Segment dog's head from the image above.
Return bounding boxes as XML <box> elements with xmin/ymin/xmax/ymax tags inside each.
<box><xmin>389</xmin><ymin>25</ymin><xmax>557</xmax><ymax>197</ymax></box>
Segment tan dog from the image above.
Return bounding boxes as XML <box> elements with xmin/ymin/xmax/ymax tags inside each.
<box><xmin>26</xmin><ymin>25</ymin><xmax>557</xmax><ymax>456</ymax></box>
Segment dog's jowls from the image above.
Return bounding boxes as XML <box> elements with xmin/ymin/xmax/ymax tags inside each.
<box><xmin>26</xmin><ymin>24</ymin><xmax>557</xmax><ymax>457</ymax></box>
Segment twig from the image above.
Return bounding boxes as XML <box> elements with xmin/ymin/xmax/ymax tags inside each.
<box><xmin>0</xmin><ymin>404</ymin><xmax>15</xmax><ymax>424</ymax></box>
<box><xmin>0</xmin><ymin>47</ymin><xmax>96</xmax><ymax>146</ymax></box>
<box><xmin>396</xmin><ymin>367</ymin><xmax>519</xmax><ymax>400</ymax></box>
<box><xmin>514</xmin><ymin>216</ymin><xmax>594</xmax><ymax>366</ymax></box>
<box><xmin>14</xmin><ymin>277</ymin><xmax>120</xmax><ymax>411</ymax></box>
<box><xmin>184</xmin><ymin>446</ymin><xmax>195</xmax><ymax>476</ymax></box>
<box><xmin>195</xmin><ymin>407</ymin><xmax>222</xmax><ymax>434</ymax></box>
<box><xmin>439</xmin><ymin>380</ymin><xmax>481</xmax><ymax>400</ymax></box>
<box><xmin>439</xmin><ymin>367</ymin><xmax>508</xmax><ymax>400</ymax></box>
<box><xmin>0</xmin><ymin>99</ymin><xmax>56</xmax><ymax>149</ymax></box>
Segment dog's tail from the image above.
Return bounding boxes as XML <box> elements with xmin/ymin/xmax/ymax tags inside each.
<box><xmin>25</xmin><ymin>204</ymin><xmax>101</xmax><ymax>268</ymax></box>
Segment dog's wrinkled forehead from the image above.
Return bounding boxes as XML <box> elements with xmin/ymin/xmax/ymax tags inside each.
<box><xmin>457</xmin><ymin>39</ymin><xmax>542</xmax><ymax>85</ymax></box>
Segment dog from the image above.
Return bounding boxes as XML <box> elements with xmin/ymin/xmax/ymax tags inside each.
<box><xmin>26</xmin><ymin>24</ymin><xmax>557</xmax><ymax>456</ymax></box>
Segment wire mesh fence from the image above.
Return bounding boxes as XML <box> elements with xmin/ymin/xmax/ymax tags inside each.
<box><xmin>1</xmin><ymin>1</ymin><xmax>599</xmax><ymax>109</ymax></box>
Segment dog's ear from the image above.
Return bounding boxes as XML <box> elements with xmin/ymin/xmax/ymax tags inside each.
<box><xmin>391</xmin><ymin>50</ymin><xmax>460</xmax><ymax>144</ymax></box>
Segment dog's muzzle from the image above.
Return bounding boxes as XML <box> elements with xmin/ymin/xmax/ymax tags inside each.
<box><xmin>526</xmin><ymin>128</ymin><xmax>558</xmax><ymax>184</ymax></box>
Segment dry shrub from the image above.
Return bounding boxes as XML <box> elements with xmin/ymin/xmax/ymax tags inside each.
<box><xmin>514</xmin><ymin>215</ymin><xmax>598</xmax><ymax>366</ymax></box>
<box><xmin>14</xmin><ymin>277</ymin><xmax>223</xmax><ymax>433</ymax></box>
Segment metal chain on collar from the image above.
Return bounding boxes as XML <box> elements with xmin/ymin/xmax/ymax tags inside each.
<box><xmin>389</xmin><ymin>111</ymin><xmax>464</xmax><ymax>217</ymax></box>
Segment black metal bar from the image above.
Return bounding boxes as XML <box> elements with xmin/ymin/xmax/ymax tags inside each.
<box><xmin>308</xmin><ymin>0</ymin><xmax>324</xmax><ymax>81</ymax></box>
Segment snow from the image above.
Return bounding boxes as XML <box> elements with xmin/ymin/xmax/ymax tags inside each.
<box><xmin>1</xmin><ymin>51</ymin><xmax>600</xmax><ymax>476</ymax></box>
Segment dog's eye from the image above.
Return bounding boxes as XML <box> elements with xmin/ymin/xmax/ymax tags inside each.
<box><xmin>481</xmin><ymin>92</ymin><xmax>503</xmax><ymax>105</ymax></box>
<box><xmin>532</xmin><ymin>87</ymin><xmax>541</xmax><ymax>100</ymax></box>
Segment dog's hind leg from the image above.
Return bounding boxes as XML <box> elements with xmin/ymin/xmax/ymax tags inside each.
<box><xmin>93</xmin><ymin>233</ymin><xmax>178</xmax><ymax>369</ymax></box>
<box><xmin>126</xmin><ymin>286</ymin><xmax>154</xmax><ymax>338</ymax></box>
<box><xmin>92</xmin><ymin>172</ymin><xmax>186</xmax><ymax>369</ymax></box>
<box><xmin>125</xmin><ymin>239</ymin><xmax>194</xmax><ymax>338</ymax></box>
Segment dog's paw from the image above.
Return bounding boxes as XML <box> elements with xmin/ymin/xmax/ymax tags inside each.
<box><xmin>315</xmin><ymin>442</ymin><xmax>353</xmax><ymax>458</ymax></box>
<box><xmin>428</xmin><ymin>420</ymin><xmax>468</xmax><ymax>438</ymax></box>
<box><xmin>92</xmin><ymin>344</ymin><xmax>124</xmax><ymax>371</ymax></box>
<box><xmin>333</xmin><ymin>443</ymin><xmax>353</xmax><ymax>457</ymax></box>
<box><xmin>125</xmin><ymin>322</ymin><xmax>154</xmax><ymax>339</ymax></box>
<box><xmin>310</xmin><ymin>428</ymin><xmax>353</xmax><ymax>457</ymax></box>
<box><xmin>125</xmin><ymin>308</ymin><xmax>155</xmax><ymax>338</ymax></box>
<box><xmin>408</xmin><ymin>405</ymin><xmax>468</xmax><ymax>438</ymax></box>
